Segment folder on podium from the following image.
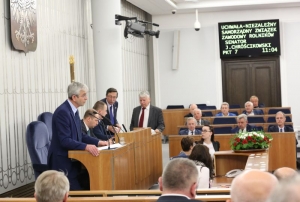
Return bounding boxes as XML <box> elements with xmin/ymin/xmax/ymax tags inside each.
<box><xmin>68</xmin><ymin>128</ymin><xmax>162</xmax><ymax>190</ymax></box>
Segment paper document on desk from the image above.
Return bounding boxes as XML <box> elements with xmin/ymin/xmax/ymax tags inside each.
<box><xmin>99</xmin><ymin>143</ymin><xmax>123</xmax><ymax>150</ymax></box>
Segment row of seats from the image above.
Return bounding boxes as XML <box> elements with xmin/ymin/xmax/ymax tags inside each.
<box><xmin>167</xmin><ymin>106</ymin><xmax>291</xmax><ymax>115</ymax></box>
<box><xmin>178</xmin><ymin>122</ymin><xmax>293</xmax><ymax>134</ymax></box>
<box><xmin>186</xmin><ymin>115</ymin><xmax>292</xmax><ymax>125</ymax></box>
<box><xmin>26</xmin><ymin>112</ymin><xmax>53</xmax><ymax>179</ymax></box>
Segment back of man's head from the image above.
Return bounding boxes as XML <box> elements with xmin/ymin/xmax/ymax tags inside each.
<box><xmin>266</xmin><ymin>174</ymin><xmax>300</xmax><ymax>202</ymax></box>
<box><xmin>34</xmin><ymin>170</ymin><xmax>69</xmax><ymax>202</ymax></box>
<box><xmin>159</xmin><ymin>158</ymin><xmax>198</xmax><ymax>198</ymax></box>
<box><xmin>273</xmin><ymin>167</ymin><xmax>297</xmax><ymax>181</ymax></box>
<box><xmin>230</xmin><ymin>170</ymin><xmax>278</xmax><ymax>202</ymax></box>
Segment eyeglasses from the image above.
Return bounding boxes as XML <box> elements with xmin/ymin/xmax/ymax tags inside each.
<box><xmin>202</xmin><ymin>130</ymin><xmax>211</xmax><ymax>133</ymax></box>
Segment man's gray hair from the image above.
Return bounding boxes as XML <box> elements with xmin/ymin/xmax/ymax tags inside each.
<box><xmin>245</xmin><ymin>101</ymin><xmax>253</xmax><ymax>107</ymax></box>
<box><xmin>221</xmin><ymin>102</ymin><xmax>229</xmax><ymax>108</ymax></box>
<box><xmin>187</xmin><ymin>117</ymin><xmax>197</xmax><ymax>124</ymax></box>
<box><xmin>67</xmin><ymin>82</ymin><xmax>88</xmax><ymax>99</ymax></box>
<box><xmin>276</xmin><ymin>111</ymin><xmax>286</xmax><ymax>118</ymax></box>
<box><xmin>162</xmin><ymin>158</ymin><xmax>198</xmax><ymax>191</ymax></box>
<box><xmin>266</xmin><ymin>174</ymin><xmax>300</xmax><ymax>202</ymax></box>
<box><xmin>237</xmin><ymin>114</ymin><xmax>248</xmax><ymax>121</ymax></box>
<box><xmin>35</xmin><ymin>170</ymin><xmax>69</xmax><ymax>202</ymax></box>
<box><xmin>139</xmin><ymin>90</ymin><xmax>150</xmax><ymax>98</ymax></box>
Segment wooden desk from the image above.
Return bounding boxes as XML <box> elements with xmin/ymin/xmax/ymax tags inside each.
<box><xmin>169</xmin><ymin>132</ymin><xmax>296</xmax><ymax>170</ymax></box>
<box><xmin>69</xmin><ymin>128</ymin><xmax>162</xmax><ymax>190</ymax></box>
<box><xmin>214</xmin><ymin>151</ymin><xmax>268</xmax><ymax>176</ymax></box>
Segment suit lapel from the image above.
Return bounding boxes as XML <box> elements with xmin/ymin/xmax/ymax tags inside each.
<box><xmin>66</xmin><ymin>101</ymin><xmax>81</xmax><ymax>141</ymax></box>
<box><xmin>147</xmin><ymin>105</ymin><xmax>152</xmax><ymax>126</ymax></box>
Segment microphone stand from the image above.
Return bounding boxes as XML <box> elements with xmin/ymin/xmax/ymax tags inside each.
<box><xmin>99</xmin><ymin>114</ymin><xmax>121</xmax><ymax>144</ymax></box>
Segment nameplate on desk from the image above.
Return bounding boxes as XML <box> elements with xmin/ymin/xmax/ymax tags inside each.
<box><xmin>99</xmin><ymin>143</ymin><xmax>124</xmax><ymax>150</ymax></box>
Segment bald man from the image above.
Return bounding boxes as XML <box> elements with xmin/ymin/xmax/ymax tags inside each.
<box><xmin>184</xmin><ymin>104</ymin><xmax>198</xmax><ymax>118</ymax></box>
<box><xmin>227</xmin><ymin>170</ymin><xmax>278</xmax><ymax>202</ymax></box>
<box><xmin>273</xmin><ymin>167</ymin><xmax>297</xmax><ymax>181</ymax></box>
<box><xmin>266</xmin><ymin>174</ymin><xmax>300</xmax><ymax>202</ymax></box>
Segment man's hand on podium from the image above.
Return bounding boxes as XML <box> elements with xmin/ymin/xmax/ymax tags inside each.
<box><xmin>85</xmin><ymin>144</ymin><xmax>100</xmax><ymax>156</ymax></box>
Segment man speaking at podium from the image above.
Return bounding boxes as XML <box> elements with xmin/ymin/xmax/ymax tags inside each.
<box><xmin>48</xmin><ymin>82</ymin><xmax>108</xmax><ymax>190</ymax></box>
<box><xmin>129</xmin><ymin>90</ymin><xmax>165</xmax><ymax>133</ymax></box>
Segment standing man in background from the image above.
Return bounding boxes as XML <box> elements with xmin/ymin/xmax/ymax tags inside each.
<box><xmin>101</xmin><ymin>88</ymin><xmax>120</xmax><ymax>134</ymax></box>
<box><xmin>130</xmin><ymin>90</ymin><xmax>165</xmax><ymax>133</ymax></box>
<box><xmin>48</xmin><ymin>82</ymin><xmax>107</xmax><ymax>190</ymax></box>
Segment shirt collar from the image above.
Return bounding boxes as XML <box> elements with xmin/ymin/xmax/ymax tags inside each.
<box><xmin>67</xmin><ymin>99</ymin><xmax>77</xmax><ymax>115</ymax></box>
<box><xmin>160</xmin><ymin>194</ymin><xmax>190</xmax><ymax>199</ymax></box>
<box><xmin>83</xmin><ymin>121</ymin><xmax>89</xmax><ymax>131</ymax></box>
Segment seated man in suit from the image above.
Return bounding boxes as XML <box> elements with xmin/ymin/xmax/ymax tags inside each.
<box><xmin>92</xmin><ymin>101</ymin><xmax>115</xmax><ymax>140</ymax></box>
<box><xmin>231</xmin><ymin>114</ymin><xmax>257</xmax><ymax>133</ymax></box>
<box><xmin>157</xmin><ymin>158</ymin><xmax>201</xmax><ymax>202</ymax></box>
<box><xmin>193</xmin><ymin>109</ymin><xmax>210</xmax><ymax>126</ymax></box>
<box><xmin>179</xmin><ymin>117</ymin><xmax>201</xmax><ymax>135</ymax></box>
<box><xmin>130</xmin><ymin>90</ymin><xmax>165</xmax><ymax>133</ymax></box>
<box><xmin>184</xmin><ymin>104</ymin><xmax>198</xmax><ymax>118</ymax></box>
<box><xmin>268</xmin><ymin>111</ymin><xmax>293</xmax><ymax>132</ymax></box>
<box><xmin>34</xmin><ymin>170</ymin><xmax>69</xmax><ymax>202</ymax></box>
<box><xmin>173</xmin><ymin>136</ymin><xmax>194</xmax><ymax>158</ymax></box>
<box><xmin>242</xmin><ymin>101</ymin><xmax>264</xmax><ymax>116</ymax></box>
<box><xmin>250</xmin><ymin>95</ymin><xmax>265</xmax><ymax>108</ymax></box>
<box><xmin>215</xmin><ymin>102</ymin><xmax>236</xmax><ymax>117</ymax></box>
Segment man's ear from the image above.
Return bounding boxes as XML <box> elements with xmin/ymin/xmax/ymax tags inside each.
<box><xmin>158</xmin><ymin>177</ymin><xmax>163</xmax><ymax>191</ymax></box>
<box><xmin>189</xmin><ymin>182</ymin><xmax>197</xmax><ymax>199</ymax></box>
<box><xmin>34</xmin><ymin>192</ymin><xmax>36</xmax><ymax>199</ymax></box>
<box><xmin>63</xmin><ymin>192</ymin><xmax>69</xmax><ymax>202</ymax></box>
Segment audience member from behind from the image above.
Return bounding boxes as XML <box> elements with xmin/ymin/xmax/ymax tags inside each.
<box><xmin>215</xmin><ymin>102</ymin><xmax>236</xmax><ymax>117</ymax></box>
<box><xmin>198</xmin><ymin>125</ymin><xmax>220</xmax><ymax>157</ymax></box>
<box><xmin>273</xmin><ymin>167</ymin><xmax>297</xmax><ymax>181</ymax></box>
<box><xmin>250</xmin><ymin>95</ymin><xmax>264</xmax><ymax>108</ymax></box>
<box><xmin>268</xmin><ymin>111</ymin><xmax>293</xmax><ymax>132</ymax></box>
<box><xmin>130</xmin><ymin>90</ymin><xmax>165</xmax><ymax>133</ymax></box>
<box><xmin>184</xmin><ymin>104</ymin><xmax>198</xmax><ymax>118</ymax></box>
<box><xmin>231</xmin><ymin>114</ymin><xmax>257</xmax><ymax>133</ymax></box>
<box><xmin>193</xmin><ymin>109</ymin><xmax>210</xmax><ymax>126</ymax></box>
<box><xmin>157</xmin><ymin>158</ymin><xmax>201</xmax><ymax>202</ymax></box>
<box><xmin>189</xmin><ymin>144</ymin><xmax>212</xmax><ymax>188</ymax></box>
<box><xmin>34</xmin><ymin>170</ymin><xmax>69</xmax><ymax>202</ymax></box>
<box><xmin>179</xmin><ymin>117</ymin><xmax>201</xmax><ymax>135</ymax></box>
<box><xmin>242</xmin><ymin>101</ymin><xmax>264</xmax><ymax>116</ymax></box>
<box><xmin>266</xmin><ymin>174</ymin><xmax>300</xmax><ymax>202</ymax></box>
<box><xmin>228</xmin><ymin>170</ymin><xmax>278</xmax><ymax>202</ymax></box>
<box><xmin>174</xmin><ymin>136</ymin><xmax>194</xmax><ymax>158</ymax></box>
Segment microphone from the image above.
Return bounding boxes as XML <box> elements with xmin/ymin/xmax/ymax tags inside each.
<box><xmin>122</xmin><ymin>124</ymin><xmax>128</xmax><ymax>132</ymax></box>
<box><xmin>98</xmin><ymin>114</ymin><xmax>121</xmax><ymax>144</ymax></box>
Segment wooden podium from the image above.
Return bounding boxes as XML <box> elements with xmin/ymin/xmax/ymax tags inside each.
<box><xmin>69</xmin><ymin>128</ymin><xmax>162</xmax><ymax>190</ymax></box>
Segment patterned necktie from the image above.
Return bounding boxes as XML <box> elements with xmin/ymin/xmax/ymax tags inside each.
<box><xmin>191</xmin><ymin>131</ymin><xmax>194</xmax><ymax>135</ymax></box>
<box><xmin>139</xmin><ymin>108</ymin><xmax>145</xmax><ymax>127</ymax></box>
<box><xmin>75</xmin><ymin>110</ymin><xmax>82</xmax><ymax>141</ymax></box>
<box><xmin>109</xmin><ymin>105</ymin><xmax>115</xmax><ymax>125</ymax></box>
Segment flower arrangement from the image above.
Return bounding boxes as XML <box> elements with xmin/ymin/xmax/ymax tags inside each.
<box><xmin>230</xmin><ymin>131</ymin><xmax>273</xmax><ymax>151</ymax></box>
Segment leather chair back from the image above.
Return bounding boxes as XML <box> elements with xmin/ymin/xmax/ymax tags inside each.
<box><xmin>26</xmin><ymin>121</ymin><xmax>50</xmax><ymax>179</ymax></box>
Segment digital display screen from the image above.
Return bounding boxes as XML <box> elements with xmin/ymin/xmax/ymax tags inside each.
<box><xmin>218</xmin><ymin>19</ymin><xmax>280</xmax><ymax>58</ymax></box>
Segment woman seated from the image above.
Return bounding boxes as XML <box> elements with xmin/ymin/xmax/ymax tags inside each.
<box><xmin>171</xmin><ymin>136</ymin><xmax>194</xmax><ymax>159</ymax></box>
<box><xmin>215</xmin><ymin>102</ymin><xmax>236</xmax><ymax>117</ymax></box>
<box><xmin>198</xmin><ymin>125</ymin><xmax>220</xmax><ymax>157</ymax></box>
<box><xmin>189</xmin><ymin>144</ymin><xmax>213</xmax><ymax>188</ymax></box>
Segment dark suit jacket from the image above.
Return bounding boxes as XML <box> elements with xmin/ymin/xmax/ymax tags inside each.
<box><xmin>184</xmin><ymin>113</ymin><xmax>193</xmax><ymax>118</ymax></box>
<box><xmin>212</xmin><ymin>141</ymin><xmax>220</xmax><ymax>151</ymax></box>
<box><xmin>81</xmin><ymin>120</ymin><xmax>97</xmax><ymax>138</ymax></box>
<box><xmin>231</xmin><ymin>124</ymin><xmax>257</xmax><ymax>134</ymax></box>
<box><xmin>179</xmin><ymin>129</ymin><xmax>201</xmax><ymax>135</ymax></box>
<box><xmin>198</xmin><ymin>119</ymin><xmax>210</xmax><ymax>125</ymax></box>
<box><xmin>129</xmin><ymin>105</ymin><xmax>165</xmax><ymax>132</ymax></box>
<box><xmin>157</xmin><ymin>195</ymin><xmax>201</xmax><ymax>202</ymax></box>
<box><xmin>48</xmin><ymin>100</ymin><xmax>99</xmax><ymax>190</ymax></box>
<box><xmin>92</xmin><ymin>120</ymin><xmax>113</xmax><ymax>140</ymax></box>
<box><xmin>101</xmin><ymin>98</ymin><xmax>118</xmax><ymax>125</ymax></box>
<box><xmin>268</xmin><ymin>125</ymin><xmax>294</xmax><ymax>132</ymax></box>
<box><xmin>242</xmin><ymin>109</ymin><xmax>264</xmax><ymax>115</ymax></box>
<box><xmin>101</xmin><ymin>98</ymin><xmax>118</xmax><ymax>135</ymax></box>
